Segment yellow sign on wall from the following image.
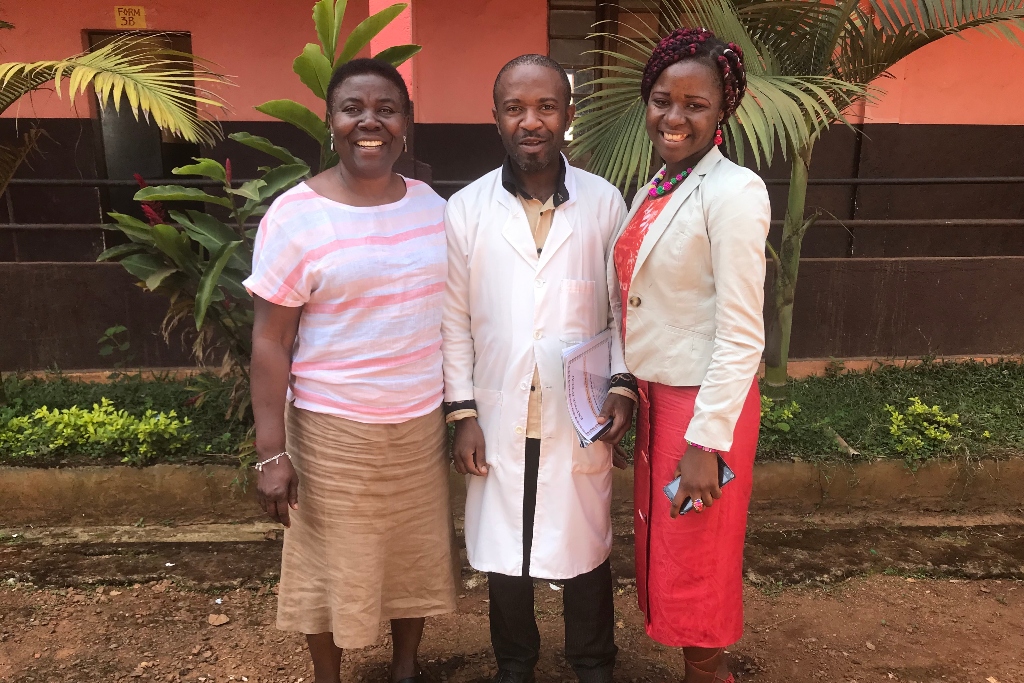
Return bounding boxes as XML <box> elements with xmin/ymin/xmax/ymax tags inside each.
<box><xmin>114</xmin><ymin>6</ymin><xmax>147</xmax><ymax>29</ymax></box>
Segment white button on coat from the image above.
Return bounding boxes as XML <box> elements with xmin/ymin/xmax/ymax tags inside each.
<box><xmin>442</xmin><ymin>157</ymin><xmax>628</xmax><ymax>580</ymax></box>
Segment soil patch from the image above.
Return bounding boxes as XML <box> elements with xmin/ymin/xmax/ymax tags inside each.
<box><xmin>2</xmin><ymin>510</ymin><xmax>1024</xmax><ymax>682</ymax></box>
<box><xmin>1</xmin><ymin>574</ymin><xmax>1021</xmax><ymax>683</ymax></box>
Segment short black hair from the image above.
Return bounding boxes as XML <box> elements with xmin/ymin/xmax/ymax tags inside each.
<box><xmin>492</xmin><ymin>54</ymin><xmax>572</xmax><ymax>108</ymax></box>
<box><xmin>326</xmin><ymin>57</ymin><xmax>411</xmax><ymax>115</ymax></box>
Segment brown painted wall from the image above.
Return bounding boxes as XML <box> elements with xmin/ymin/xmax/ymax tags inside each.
<box><xmin>783</xmin><ymin>257</ymin><xmax>1024</xmax><ymax>358</ymax></box>
<box><xmin>0</xmin><ymin>263</ymin><xmax>193</xmax><ymax>371</ymax></box>
<box><xmin>3</xmin><ymin>258</ymin><xmax>1024</xmax><ymax>371</ymax></box>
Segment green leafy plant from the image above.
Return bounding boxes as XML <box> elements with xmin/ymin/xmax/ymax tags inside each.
<box><xmin>885</xmin><ymin>397</ymin><xmax>962</xmax><ymax>462</ymax></box>
<box><xmin>0</xmin><ymin>398</ymin><xmax>191</xmax><ymax>465</ymax></box>
<box><xmin>1</xmin><ymin>371</ymin><xmax>252</xmax><ymax>464</ymax></box>
<box><xmin>257</xmin><ymin>0</ymin><xmax>420</xmax><ymax>172</ymax></box>
<box><xmin>761</xmin><ymin>395</ymin><xmax>801</xmax><ymax>433</ymax></box>
<box><xmin>97</xmin><ymin>325</ymin><xmax>134</xmax><ymax>368</ymax></box>
<box><xmin>100</xmin><ymin>149</ymin><xmax>310</xmax><ymax>408</ymax></box>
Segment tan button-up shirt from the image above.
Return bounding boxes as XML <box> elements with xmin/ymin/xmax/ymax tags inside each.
<box><xmin>518</xmin><ymin>194</ymin><xmax>556</xmax><ymax>439</ymax></box>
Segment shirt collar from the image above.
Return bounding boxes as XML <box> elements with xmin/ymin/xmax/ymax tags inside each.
<box><xmin>501</xmin><ymin>154</ymin><xmax>569</xmax><ymax>207</ymax></box>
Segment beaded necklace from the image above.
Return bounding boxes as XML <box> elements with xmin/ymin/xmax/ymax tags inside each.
<box><xmin>648</xmin><ymin>166</ymin><xmax>693</xmax><ymax>199</ymax></box>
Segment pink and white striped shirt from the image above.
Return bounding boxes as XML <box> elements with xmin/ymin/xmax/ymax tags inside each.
<box><xmin>244</xmin><ymin>179</ymin><xmax>447</xmax><ymax>423</ymax></box>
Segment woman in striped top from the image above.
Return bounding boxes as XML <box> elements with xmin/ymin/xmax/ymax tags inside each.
<box><xmin>245</xmin><ymin>59</ymin><xmax>458</xmax><ymax>683</ymax></box>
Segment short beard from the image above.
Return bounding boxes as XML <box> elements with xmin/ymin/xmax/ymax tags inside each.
<box><xmin>508</xmin><ymin>146</ymin><xmax>561</xmax><ymax>174</ymax></box>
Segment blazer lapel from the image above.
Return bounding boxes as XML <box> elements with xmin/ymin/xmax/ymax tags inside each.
<box><xmin>630</xmin><ymin>147</ymin><xmax>724</xmax><ymax>284</ymax></box>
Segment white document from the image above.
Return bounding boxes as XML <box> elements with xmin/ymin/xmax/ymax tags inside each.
<box><xmin>561</xmin><ymin>329</ymin><xmax>613</xmax><ymax>448</ymax></box>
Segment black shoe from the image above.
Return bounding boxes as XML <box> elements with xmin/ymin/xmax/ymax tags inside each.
<box><xmin>492</xmin><ymin>669</ymin><xmax>536</xmax><ymax>683</ymax></box>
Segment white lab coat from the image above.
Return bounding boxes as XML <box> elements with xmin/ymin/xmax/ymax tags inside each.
<box><xmin>441</xmin><ymin>158</ymin><xmax>628</xmax><ymax>579</ymax></box>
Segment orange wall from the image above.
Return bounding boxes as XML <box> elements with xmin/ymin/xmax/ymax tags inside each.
<box><xmin>369</xmin><ymin>0</ymin><xmax>414</xmax><ymax>92</ymax></box>
<box><xmin>411</xmin><ymin>0</ymin><xmax>549</xmax><ymax>124</ymax></box>
<box><xmin>863</xmin><ymin>28</ymin><xmax>1024</xmax><ymax>125</ymax></box>
<box><xmin>0</xmin><ymin>0</ymin><xmax>369</xmax><ymax>122</ymax></box>
<box><xmin>2</xmin><ymin>1</ymin><xmax>1023</xmax><ymax>127</ymax></box>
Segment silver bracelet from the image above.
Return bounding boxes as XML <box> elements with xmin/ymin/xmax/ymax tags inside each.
<box><xmin>254</xmin><ymin>451</ymin><xmax>291</xmax><ymax>471</ymax></box>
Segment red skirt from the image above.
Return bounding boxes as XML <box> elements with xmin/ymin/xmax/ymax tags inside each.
<box><xmin>633</xmin><ymin>378</ymin><xmax>761</xmax><ymax>647</ymax></box>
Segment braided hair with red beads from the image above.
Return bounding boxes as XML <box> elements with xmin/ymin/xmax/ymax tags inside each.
<box><xmin>640</xmin><ymin>27</ymin><xmax>747</xmax><ymax>145</ymax></box>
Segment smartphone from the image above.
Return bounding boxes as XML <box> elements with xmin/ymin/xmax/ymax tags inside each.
<box><xmin>662</xmin><ymin>454</ymin><xmax>736</xmax><ymax>515</ymax></box>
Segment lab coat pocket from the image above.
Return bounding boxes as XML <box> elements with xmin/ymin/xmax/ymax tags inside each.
<box><xmin>473</xmin><ymin>387</ymin><xmax>503</xmax><ymax>466</ymax></box>
<box><xmin>559</xmin><ymin>279</ymin><xmax>597</xmax><ymax>343</ymax></box>
<box><xmin>572</xmin><ymin>439</ymin><xmax>613</xmax><ymax>474</ymax></box>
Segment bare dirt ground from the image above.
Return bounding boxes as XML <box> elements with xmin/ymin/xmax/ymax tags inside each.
<box><xmin>1</xmin><ymin>508</ymin><xmax>1023</xmax><ymax>683</ymax></box>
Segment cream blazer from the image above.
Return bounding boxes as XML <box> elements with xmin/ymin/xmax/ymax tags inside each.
<box><xmin>442</xmin><ymin>158</ymin><xmax>628</xmax><ymax>579</ymax></box>
<box><xmin>608</xmin><ymin>146</ymin><xmax>771</xmax><ymax>452</ymax></box>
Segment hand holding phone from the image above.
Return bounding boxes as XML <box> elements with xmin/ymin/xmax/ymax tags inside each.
<box><xmin>662</xmin><ymin>454</ymin><xmax>735</xmax><ymax>515</ymax></box>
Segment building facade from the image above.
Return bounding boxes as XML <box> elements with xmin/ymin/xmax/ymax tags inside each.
<box><xmin>1</xmin><ymin>1</ymin><xmax>1023</xmax><ymax>369</ymax></box>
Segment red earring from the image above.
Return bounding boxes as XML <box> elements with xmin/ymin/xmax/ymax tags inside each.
<box><xmin>714</xmin><ymin>125</ymin><xmax>723</xmax><ymax>146</ymax></box>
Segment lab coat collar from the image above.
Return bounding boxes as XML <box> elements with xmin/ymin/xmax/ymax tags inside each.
<box><xmin>501</xmin><ymin>154</ymin><xmax>569</xmax><ymax>207</ymax></box>
<box><xmin>497</xmin><ymin>155</ymin><xmax>580</xmax><ymax>268</ymax></box>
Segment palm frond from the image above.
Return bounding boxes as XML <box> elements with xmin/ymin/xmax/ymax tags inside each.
<box><xmin>830</xmin><ymin>0</ymin><xmax>1024</xmax><ymax>84</ymax></box>
<box><xmin>871</xmin><ymin>0</ymin><xmax>1024</xmax><ymax>42</ymax></box>
<box><xmin>0</xmin><ymin>34</ymin><xmax>229</xmax><ymax>146</ymax></box>
<box><xmin>0</xmin><ymin>126</ymin><xmax>42</xmax><ymax>197</ymax></box>
<box><xmin>569</xmin><ymin>1</ymin><xmax>865</xmax><ymax>191</ymax></box>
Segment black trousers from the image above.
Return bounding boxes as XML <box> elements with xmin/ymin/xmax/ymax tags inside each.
<box><xmin>487</xmin><ymin>438</ymin><xmax>617</xmax><ymax>681</ymax></box>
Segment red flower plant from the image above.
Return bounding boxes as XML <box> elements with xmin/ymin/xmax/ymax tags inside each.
<box><xmin>134</xmin><ymin>173</ymin><xmax>169</xmax><ymax>226</ymax></box>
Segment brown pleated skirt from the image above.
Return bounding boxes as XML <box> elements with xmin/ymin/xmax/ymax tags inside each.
<box><xmin>277</xmin><ymin>405</ymin><xmax>460</xmax><ymax>649</ymax></box>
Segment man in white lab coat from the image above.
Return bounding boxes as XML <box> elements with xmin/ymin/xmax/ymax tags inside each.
<box><xmin>441</xmin><ymin>54</ymin><xmax>636</xmax><ymax>683</ymax></box>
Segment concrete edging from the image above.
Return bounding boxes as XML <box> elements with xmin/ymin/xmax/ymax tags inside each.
<box><xmin>3</xmin><ymin>457</ymin><xmax>1023</xmax><ymax>527</ymax></box>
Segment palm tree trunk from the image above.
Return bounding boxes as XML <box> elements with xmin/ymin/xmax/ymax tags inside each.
<box><xmin>764</xmin><ymin>140</ymin><xmax>814</xmax><ymax>392</ymax></box>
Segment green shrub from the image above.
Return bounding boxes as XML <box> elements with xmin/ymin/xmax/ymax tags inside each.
<box><xmin>761</xmin><ymin>395</ymin><xmax>801</xmax><ymax>433</ymax></box>
<box><xmin>0</xmin><ymin>398</ymin><xmax>191</xmax><ymax>465</ymax></box>
<box><xmin>885</xmin><ymin>396</ymin><xmax>961</xmax><ymax>462</ymax></box>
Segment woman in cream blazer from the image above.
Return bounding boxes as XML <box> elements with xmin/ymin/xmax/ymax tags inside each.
<box><xmin>609</xmin><ymin>28</ymin><xmax>770</xmax><ymax>683</ymax></box>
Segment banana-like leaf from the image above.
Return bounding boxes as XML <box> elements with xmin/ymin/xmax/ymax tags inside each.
<box><xmin>170</xmin><ymin>209</ymin><xmax>251</xmax><ymax>272</ymax></box>
<box><xmin>218</xmin><ymin>266</ymin><xmax>252</xmax><ymax>300</ymax></box>
<box><xmin>195</xmin><ymin>240</ymin><xmax>243</xmax><ymax>330</ymax></box>
<box><xmin>0</xmin><ymin>34</ymin><xmax>228</xmax><ymax>146</ymax></box>
<box><xmin>150</xmin><ymin>223</ymin><xmax>200</xmax><ymax>277</ymax></box>
<box><xmin>373</xmin><ymin>44</ymin><xmax>422</xmax><ymax>67</ymax></box>
<box><xmin>107</xmin><ymin>212</ymin><xmax>157</xmax><ymax>245</ymax></box>
<box><xmin>97</xmin><ymin>242</ymin><xmax>147</xmax><ymax>262</ymax></box>
<box><xmin>145</xmin><ymin>266</ymin><xmax>180</xmax><ymax>292</ymax></box>
<box><xmin>293</xmin><ymin>43</ymin><xmax>333</xmax><ymax>100</ymax></box>
<box><xmin>228</xmin><ymin>132</ymin><xmax>309</xmax><ymax>167</ymax></box>
<box><xmin>225</xmin><ymin>179</ymin><xmax>267</xmax><ymax>201</ymax></box>
<box><xmin>258</xmin><ymin>164</ymin><xmax>312</xmax><ymax>200</ymax></box>
<box><xmin>255</xmin><ymin>99</ymin><xmax>329</xmax><ymax>145</ymax></box>
<box><xmin>172</xmin><ymin>158</ymin><xmax>227</xmax><ymax>183</ymax></box>
<box><xmin>314</xmin><ymin>0</ymin><xmax>342</xmax><ymax>63</ymax></box>
<box><xmin>120</xmin><ymin>253</ymin><xmax>168</xmax><ymax>283</ymax></box>
<box><xmin>337</xmin><ymin>3</ymin><xmax>408</xmax><ymax>64</ymax></box>
<box><xmin>136</xmin><ymin>185</ymin><xmax>234</xmax><ymax>209</ymax></box>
